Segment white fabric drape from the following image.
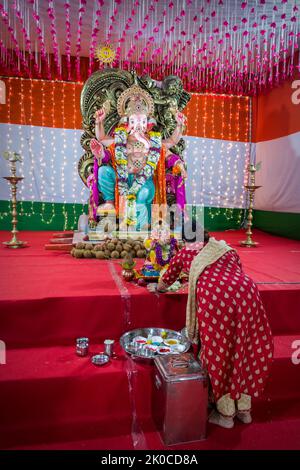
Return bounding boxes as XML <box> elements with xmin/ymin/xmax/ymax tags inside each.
<box><xmin>0</xmin><ymin>123</ymin><xmax>250</xmax><ymax>208</ymax></box>
<box><xmin>255</xmin><ymin>132</ymin><xmax>300</xmax><ymax>214</ymax></box>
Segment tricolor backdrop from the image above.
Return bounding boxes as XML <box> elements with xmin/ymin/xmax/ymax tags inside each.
<box><xmin>0</xmin><ymin>76</ymin><xmax>299</xmax><ymax>238</ymax></box>
<box><xmin>253</xmin><ymin>77</ymin><xmax>300</xmax><ymax>240</ymax></box>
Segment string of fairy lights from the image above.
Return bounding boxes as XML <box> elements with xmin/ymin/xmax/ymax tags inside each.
<box><xmin>19</xmin><ymin>71</ymin><xmax>35</xmax><ymax>219</ymax></box>
<box><xmin>0</xmin><ymin>77</ymin><xmax>88</xmax><ymax>229</ymax></box>
<box><xmin>0</xmin><ymin>77</ymin><xmax>13</xmax><ymax>221</ymax></box>
<box><xmin>43</xmin><ymin>76</ymin><xmax>56</xmax><ymax>226</ymax></box>
<box><xmin>184</xmin><ymin>91</ymin><xmax>251</xmax><ymax>224</ymax></box>
<box><xmin>73</xmin><ymin>81</ymin><xmax>87</xmax><ymax>227</ymax></box>
<box><xmin>0</xmin><ymin>77</ymin><xmax>251</xmax><ymax>229</ymax></box>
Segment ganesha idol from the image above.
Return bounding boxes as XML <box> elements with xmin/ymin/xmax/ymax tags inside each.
<box><xmin>79</xmin><ymin>70</ymin><xmax>190</xmax><ymax>234</ymax></box>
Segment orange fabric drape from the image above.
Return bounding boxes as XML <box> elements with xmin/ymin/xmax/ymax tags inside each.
<box><xmin>252</xmin><ymin>77</ymin><xmax>300</xmax><ymax>142</ymax></box>
<box><xmin>153</xmin><ymin>145</ymin><xmax>167</xmax><ymax>205</ymax></box>
<box><xmin>0</xmin><ymin>77</ymin><xmax>252</xmax><ymax>142</ymax></box>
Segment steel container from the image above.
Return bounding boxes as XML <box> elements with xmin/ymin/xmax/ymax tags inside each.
<box><xmin>153</xmin><ymin>352</ymin><xmax>208</xmax><ymax>445</ymax></box>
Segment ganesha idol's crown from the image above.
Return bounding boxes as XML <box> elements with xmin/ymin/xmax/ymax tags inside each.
<box><xmin>117</xmin><ymin>84</ymin><xmax>155</xmax><ymax>118</ymax></box>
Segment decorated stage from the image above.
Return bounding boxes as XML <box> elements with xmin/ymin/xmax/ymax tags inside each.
<box><xmin>0</xmin><ymin>229</ymin><xmax>300</xmax><ymax>449</ymax></box>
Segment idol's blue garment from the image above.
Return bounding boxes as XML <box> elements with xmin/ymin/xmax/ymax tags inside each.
<box><xmin>98</xmin><ymin>165</ymin><xmax>155</xmax><ymax>229</ymax></box>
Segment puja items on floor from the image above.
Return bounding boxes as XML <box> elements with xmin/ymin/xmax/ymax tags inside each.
<box><xmin>75</xmin><ymin>337</ymin><xmax>115</xmax><ymax>366</ymax></box>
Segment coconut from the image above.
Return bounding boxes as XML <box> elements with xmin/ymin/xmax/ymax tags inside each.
<box><xmin>137</xmin><ymin>249</ymin><xmax>146</xmax><ymax>258</ymax></box>
<box><xmin>123</xmin><ymin>243</ymin><xmax>132</xmax><ymax>252</ymax></box>
<box><xmin>111</xmin><ymin>250</ymin><xmax>120</xmax><ymax>259</ymax></box>
<box><xmin>83</xmin><ymin>250</ymin><xmax>93</xmax><ymax>258</ymax></box>
<box><xmin>74</xmin><ymin>249</ymin><xmax>84</xmax><ymax>258</ymax></box>
<box><xmin>112</xmin><ymin>238</ymin><xmax>119</xmax><ymax>244</ymax></box>
<box><xmin>116</xmin><ymin>244</ymin><xmax>123</xmax><ymax>253</ymax></box>
<box><xmin>133</xmin><ymin>242</ymin><xmax>142</xmax><ymax>251</ymax></box>
<box><xmin>76</xmin><ymin>242</ymin><xmax>85</xmax><ymax>249</ymax></box>
<box><xmin>85</xmin><ymin>243</ymin><xmax>93</xmax><ymax>250</ymax></box>
<box><xmin>107</xmin><ymin>242</ymin><xmax>115</xmax><ymax>251</ymax></box>
<box><xmin>94</xmin><ymin>243</ymin><xmax>104</xmax><ymax>251</ymax></box>
<box><xmin>121</xmin><ymin>250</ymin><xmax>128</xmax><ymax>258</ymax></box>
<box><xmin>96</xmin><ymin>251</ymin><xmax>105</xmax><ymax>259</ymax></box>
<box><xmin>104</xmin><ymin>250</ymin><xmax>111</xmax><ymax>258</ymax></box>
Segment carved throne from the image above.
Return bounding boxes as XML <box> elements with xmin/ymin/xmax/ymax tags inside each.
<box><xmin>79</xmin><ymin>69</ymin><xmax>191</xmax><ymax>231</ymax></box>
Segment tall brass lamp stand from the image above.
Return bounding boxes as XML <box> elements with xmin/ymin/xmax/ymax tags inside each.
<box><xmin>240</xmin><ymin>164</ymin><xmax>261</xmax><ymax>247</ymax></box>
<box><xmin>2</xmin><ymin>152</ymin><xmax>27</xmax><ymax>248</ymax></box>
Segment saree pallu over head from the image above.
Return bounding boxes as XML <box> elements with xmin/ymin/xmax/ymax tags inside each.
<box><xmin>186</xmin><ymin>238</ymin><xmax>234</xmax><ymax>344</ymax></box>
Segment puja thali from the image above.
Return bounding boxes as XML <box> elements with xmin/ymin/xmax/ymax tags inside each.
<box><xmin>120</xmin><ymin>327</ymin><xmax>191</xmax><ymax>361</ymax></box>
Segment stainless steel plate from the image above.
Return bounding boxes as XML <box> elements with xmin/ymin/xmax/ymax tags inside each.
<box><xmin>91</xmin><ymin>354</ymin><xmax>110</xmax><ymax>366</ymax></box>
<box><xmin>120</xmin><ymin>327</ymin><xmax>191</xmax><ymax>361</ymax></box>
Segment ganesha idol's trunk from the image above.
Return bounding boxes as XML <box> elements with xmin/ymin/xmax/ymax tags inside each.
<box><xmin>128</xmin><ymin>129</ymin><xmax>151</xmax><ymax>151</ymax></box>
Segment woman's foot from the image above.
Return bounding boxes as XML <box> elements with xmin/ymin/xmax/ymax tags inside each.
<box><xmin>208</xmin><ymin>410</ymin><xmax>234</xmax><ymax>429</ymax></box>
<box><xmin>236</xmin><ymin>410</ymin><xmax>252</xmax><ymax>424</ymax></box>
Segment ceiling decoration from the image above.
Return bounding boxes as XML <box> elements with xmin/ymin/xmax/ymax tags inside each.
<box><xmin>0</xmin><ymin>0</ymin><xmax>299</xmax><ymax>94</ymax></box>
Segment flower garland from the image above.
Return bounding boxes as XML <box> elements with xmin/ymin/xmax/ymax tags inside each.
<box><xmin>114</xmin><ymin>125</ymin><xmax>129</xmax><ymax>196</ymax></box>
<box><xmin>114</xmin><ymin>126</ymin><xmax>162</xmax><ymax>225</ymax></box>
<box><xmin>145</xmin><ymin>236</ymin><xmax>178</xmax><ymax>272</ymax></box>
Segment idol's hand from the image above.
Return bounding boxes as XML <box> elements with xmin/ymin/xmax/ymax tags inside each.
<box><xmin>175</xmin><ymin>111</ymin><xmax>187</xmax><ymax>126</ymax></box>
<box><xmin>177</xmin><ymin>161</ymin><xmax>187</xmax><ymax>180</ymax></box>
<box><xmin>94</xmin><ymin>108</ymin><xmax>106</xmax><ymax>123</ymax></box>
<box><xmin>90</xmin><ymin>138</ymin><xmax>104</xmax><ymax>163</ymax></box>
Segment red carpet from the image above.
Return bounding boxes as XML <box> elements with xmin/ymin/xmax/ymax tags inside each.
<box><xmin>0</xmin><ymin>230</ymin><xmax>300</xmax><ymax>348</ymax></box>
<box><xmin>1</xmin><ymin>339</ymin><xmax>300</xmax><ymax>450</ymax></box>
<box><xmin>0</xmin><ymin>229</ymin><xmax>300</xmax><ymax>449</ymax></box>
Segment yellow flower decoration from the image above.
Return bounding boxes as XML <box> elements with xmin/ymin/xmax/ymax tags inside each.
<box><xmin>95</xmin><ymin>44</ymin><xmax>116</xmax><ymax>64</ymax></box>
<box><xmin>144</xmin><ymin>239</ymin><xmax>152</xmax><ymax>250</ymax></box>
<box><xmin>149</xmin><ymin>251</ymin><xmax>156</xmax><ymax>265</ymax></box>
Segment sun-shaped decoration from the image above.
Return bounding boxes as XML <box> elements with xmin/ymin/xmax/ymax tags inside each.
<box><xmin>95</xmin><ymin>43</ymin><xmax>116</xmax><ymax>65</ymax></box>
